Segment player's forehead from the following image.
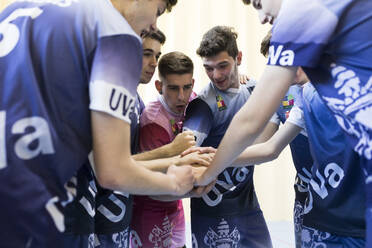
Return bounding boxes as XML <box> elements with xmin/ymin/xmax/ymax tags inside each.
<box><xmin>142</xmin><ymin>37</ymin><xmax>161</xmax><ymax>51</ymax></box>
<box><xmin>163</xmin><ymin>74</ymin><xmax>193</xmax><ymax>86</ymax></box>
<box><xmin>202</xmin><ymin>51</ymin><xmax>234</xmax><ymax>67</ymax></box>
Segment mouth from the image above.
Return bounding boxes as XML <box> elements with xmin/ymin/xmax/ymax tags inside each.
<box><xmin>214</xmin><ymin>79</ymin><xmax>227</xmax><ymax>88</ymax></box>
<box><xmin>146</xmin><ymin>71</ymin><xmax>154</xmax><ymax>77</ymax></box>
<box><xmin>176</xmin><ymin>104</ymin><xmax>186</xmax><ymax>112</ymax></box>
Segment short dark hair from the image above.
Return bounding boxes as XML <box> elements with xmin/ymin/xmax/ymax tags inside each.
<box><xmin>165</xmin><ymin>0</ymin><xmax>178</xmax><ymax>12</ymax></box>
<box><xmin>196</xmin><ymin>26</ymin><xmax>239</xmax><ymax>58</ymax></box>
<box><xmin>260</xmin><ymin>29</ymin><xmax>272</xmax><ymax>57</ymax></box>
<box><xmin>158</xmin><ymin>52</ymin><xmax>194</xmax><ymax>78</ymax></box>
<box><xmin>142</xmin><ymin>29</ymin><xmax>166</xmax><ymax>45</ymax></box>
<box><xmin>241</xmin><ymin>0</ymin><xmax>251</xmax><ymax>5</ymax></box>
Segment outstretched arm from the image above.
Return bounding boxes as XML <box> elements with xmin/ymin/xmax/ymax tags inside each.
<box><xmin>196</xmin><ymin>65</ymin><xmax>297</xmax><ymax>185</ymax></box>
<box><xmin>233</xmin><ymin>122</ymin><xmax>302</xmax><ymax>166</ymax></box>
<box><xmin>91</xmin><ymin>111</ymin><xmax>194</xmax><ymax>196</ymax></box>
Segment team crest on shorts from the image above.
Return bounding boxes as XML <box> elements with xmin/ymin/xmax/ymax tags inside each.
<box><xmin>204</xmin><ymin>219</ymin><xmax>240</xmax><ymax>248</ymax></box>
<box><xmin>149</xmin><ymin>215</ymin><xmax>172</xmax><ymax>248</ymax></box>
<box><xmin>216</xmin><ymin>95</ymin><xmax>227</xmax><ymax>111</ymax></box>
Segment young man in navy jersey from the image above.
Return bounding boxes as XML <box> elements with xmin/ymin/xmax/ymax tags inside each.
<box><xmin>197</xmin><ymin>0</ymin><xmax>372</xmax><ymax>244</ymax></box>
<box><xmin>183</xmin><ymin>26</ymin><xmax>278</xmax><ymax>248</ymax></box>
<box><xmin>232</xmin><ymin>81</ymin><xmax>366</xmax><ymax>247</ymax></box>
<box><xmin>0</xmin><ymin>0</ymin><xmax>202</xmax><ymax>247</ymax></box>
<box><xmin>259</xmin><ymin>30</ymin><xmax>313</xmax><ymax>248</ymax></box>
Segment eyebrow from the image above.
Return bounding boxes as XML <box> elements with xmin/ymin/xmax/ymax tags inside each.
<box><xmin>143</xmin><ymin>49</ymin><xmax>154</xmax><ymax>53</ymax></box>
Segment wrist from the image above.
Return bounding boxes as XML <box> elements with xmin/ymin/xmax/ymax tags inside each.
<box><xmin>167</xmin><ymin>173</ymin><xmax>179</xmax><ymax>195</ymax></box>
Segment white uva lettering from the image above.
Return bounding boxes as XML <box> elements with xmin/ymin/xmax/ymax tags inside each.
<box><xmin>310</xmin><ymin>169</ymin><xmax>328</xmax><ymax>199</ymax></box>
<box><xmin>324</xmin><ymin>163</ymin><xmax>344</xmax><ymax>188</ymax></box>
<box><xmin>279</xmin><ymin>50</ymin><xmax>295</xmax><ymax>66</ymax></box>
<box><xmin>310</xmin><ymin>162</ymin><xmax>345</xmax><ymax>200</ymax></box>
<box><xmin>268</xmin><ymin>45</ymin><xmax>283</xmax><ymax>65</ymax></box>
<box><xmin>12</xmin><ymin>117</ymin><xmax>55</xmax><ymax>160</ymax></box>
<box><xmin>268</xmin><ymin>45</ymin><xmax>295</xmax><ymax>66</ymax></box>
<box><xmin>202</xmin><ymin>187</ymin><xmax>223</xmax><ymax>207</ymax></box>
<box><xmin>97</xmin><ymin>194</ymin><xmax>126</xmax><ymax>223</ymax></box>
<box><xmin>0</xmin><ymin>111</ymin><xmax>6</xmax><ymax>169</ymax></box>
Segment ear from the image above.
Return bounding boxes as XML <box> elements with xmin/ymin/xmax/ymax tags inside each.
<box><xmin>236</xmin><ymin>51</ymin><xmax>242</xmax><ymax>66</ymax></box>
<box><xmin>191</xmin><ymin>78</ymin><xmax>195</xmax><ymax>89</ymax></box>
<box><xmin>155</xmin><ymin>80</ymin><xmax>163</xmax><ymax>94</ymax></box>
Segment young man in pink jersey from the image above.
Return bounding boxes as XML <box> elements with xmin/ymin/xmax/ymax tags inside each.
<box><xmin>130</xmin><ymin>51</ymin><xmax>209</xmax><ymax>248</ymax></box>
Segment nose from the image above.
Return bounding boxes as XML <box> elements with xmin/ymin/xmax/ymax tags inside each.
<box><xmin>212</xmin><ymin>69</ymin><xmax>223</xmax><ymax>81</ymax></box>
<box><xmin>150</xmin><ymin>56</ymin><xmax>157</xmax><ymax>67</ymax></box>
<box><xmin>178</xmin><ymin>88</ymin><xmax>185</xmax><ymax>101</ymax></box>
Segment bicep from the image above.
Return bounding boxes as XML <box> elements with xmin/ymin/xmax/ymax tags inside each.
<box><xmin>91</xmin><ymin>110</ymin><xmax>132</xmax><ymax>180</ymax></box>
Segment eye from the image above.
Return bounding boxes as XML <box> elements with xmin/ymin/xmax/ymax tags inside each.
<box><xmin>205</xmin><ymin>67</ymin><xmax>213</xmax><ymax>72</ymax></box>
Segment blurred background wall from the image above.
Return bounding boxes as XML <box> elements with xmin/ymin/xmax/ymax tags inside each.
<box><xmin>1</xmin><ymin>0</ymin><xmax>296</xmax><ymax>222</ymax></box>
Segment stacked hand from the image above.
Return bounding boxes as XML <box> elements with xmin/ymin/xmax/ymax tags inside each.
<box><xmin>169</xmin><ymin>131</ymin><xmax>196</xmax><ymax>156</ymax></box>
<box><xmin>180</xmin><ymin>146</ymin><xmax>217</xmax><ymax>197</ymax></box>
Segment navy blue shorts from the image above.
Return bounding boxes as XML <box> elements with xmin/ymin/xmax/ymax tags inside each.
<box><xmin>301</xmin><ymin>225</ymin><xmax>365</xmax><ymax>248</ymax></box>
<box><xmin>191</xmin><ymin>210</ymin><xmax>272</xmax><ymax>248</ymax></box>
<box><xmin>95</xmin><ymin>228</ymin><xmax>130</xmax><ymax>248</ymax></box>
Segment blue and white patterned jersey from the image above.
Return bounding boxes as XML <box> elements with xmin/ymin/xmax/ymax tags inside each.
<box><xmin>269</xmin><ymin>0</ymin><xmax>372</xmax><ymax>161</ymax></box>
<box><xmin>0</xmin><ymin>0</ymin><xmax>142</xmax><ymax>240</ymax></box>
<box><xmin>288</xmin><ymin>83</ymin><xmax>365</xmax><ymax>237</ymax></box>
<box><xmin>184</xmin><ymin>81</ymin><xmax>277</xmax><ymax>215</ymax></box>
<box><xmin>275</xmin><ymin>85</ymin><xmax>313</xmax><ymax>204</ymax></box>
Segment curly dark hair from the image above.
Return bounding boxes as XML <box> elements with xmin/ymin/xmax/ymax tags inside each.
<box><xmin>196</xmin><ymin>26</ymin><xmax>239</xmax><ymax>58</ymax></box>
<box><xmin>158</xmin><ymin>51</ymin><xmax>194</xmax><ymax>78</ymax></box>
<box><xmin>165</xmin><ymin>0</ymin><xmax>178</xmax><ymax>12</ymax></box>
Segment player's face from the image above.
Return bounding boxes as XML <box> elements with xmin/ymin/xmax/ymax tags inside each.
<box><xmin>202</xmin><ymin>51</ymin><xmax>240</xmax><ymax>91</ymax></box>
<box><xmin>140</xmin><ymin>38</ymin><xmax>162</xmax><ymax>84</ymax></box>
<box><xmin>158</xmin><ymin>74</ymin><xmax>194</xmax><ymax>114</ymax></box>
<box><xmin>252</xmin><ymin>0</ymin><xmax>282</xmax><ymax>24</ymax></box>
<box><xmin>123</xmin><ymin>0</ymin><xmax>167</xmax><ymax>35</ymax></box>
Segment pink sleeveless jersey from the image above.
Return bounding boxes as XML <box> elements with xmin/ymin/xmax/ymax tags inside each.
<box><xmin>130</xmin><ymin>93</ymin><xmax>196</xmax><ymax>248</ymax></box>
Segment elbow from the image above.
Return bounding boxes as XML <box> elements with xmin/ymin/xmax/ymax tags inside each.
<box><xmin>95</xmin><ymin>171</ymin><xmax>120</xmax><ymax>190</ymax></box>
<box><xmin>265</xmin><ymin>141</ymin><xmax>281</xmax><ymax>161</ymax></box>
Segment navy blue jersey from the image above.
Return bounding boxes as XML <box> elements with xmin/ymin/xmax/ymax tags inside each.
<box><xmin>184</xmin><ymin>81</ymin><xmax>261</xmax><ymax>214</ymax></box>
<box><xmin>289</xmin><ymin>83</ymin><xmax>365</xmax><ymax>237</ymax></box>
<box><xmin>275</xmin><ymin>85</ymin><xmax>313</xmax><ymax>204</ymax></box>
<box><xmin>0</xmin><ymin>0</ymin><xmax>142</xmax><ymax>244</ymax></box>
<box><xmin>184</xmin><ymin>81</ymin><xmax>274</xmax><ymax>247</ymax></box>
<box><xmin>94</xmin><ymin>95</ymin><xmax>143</xmax><ymax>247</ymax></box>
<box><xmin>64</xmin><ymin>163</ymin><xmax>97</xmax><ymax>235</ymax></box>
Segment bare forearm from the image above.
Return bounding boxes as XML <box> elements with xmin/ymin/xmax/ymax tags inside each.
<box><xmin>95</xmin><ymin>157</ymin><xmax>178</xmax><ymax>195</ymax></box>
<box><xmin>233</xmin><ymin>122</ymin><xmax>302</xmax><ymax>166</ymax></box>
<box><xmin>135</xmin><ymin>156</ymin><xmax>178</xmax><ymax>173</ymax></box>
<box><xmin>133</xmin><ymin>144</ymin><xmax>174</xmax><ymax>161</ymax></box>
